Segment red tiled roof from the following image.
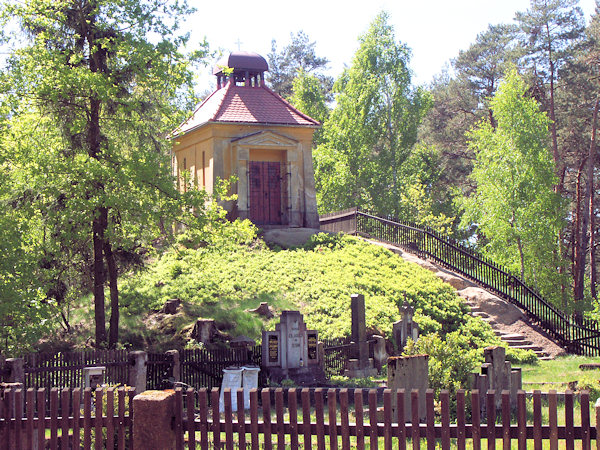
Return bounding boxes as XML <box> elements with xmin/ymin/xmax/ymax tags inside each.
<box><xmin>171</xmin><ymin>82</ymin><xmax>320</xmax><ymax>137</ymax></box>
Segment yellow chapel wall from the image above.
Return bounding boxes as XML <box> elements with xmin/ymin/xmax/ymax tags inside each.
<box><xmin>173</xmin><ymin>122</ymin><xmax>318</xmax><ymax>226</ymax></box>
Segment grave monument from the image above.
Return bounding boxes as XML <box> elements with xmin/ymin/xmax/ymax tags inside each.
<box><xmin>344</xmin><ymin>294</ymin><xmax>377</xmax><ymax>378</ymax></box>
<box><xmin>261</xmin><ymin>310</ymin><xmax>325</xmax><ymax>385</ymax></box>
<box><xmin>392</xmin><ymin>300</ymin><xmax>419</xmax><ymax>353</ymax></box>
<box><xmin>471</xmin><ymin>346</ymin><xmax>522</xmax><ymax>413</ymax></box>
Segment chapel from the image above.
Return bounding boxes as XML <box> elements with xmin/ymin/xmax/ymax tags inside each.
<box><xmin>170</xmin><ymin>51</ymin><xmax>320</xmax><ymax>228</ymax></box>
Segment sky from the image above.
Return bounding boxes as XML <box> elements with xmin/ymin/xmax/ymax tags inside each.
<box><xmin>185</xmin><ymin>0</ymin><xmax>598</xmax><ymax>90</ymax></box>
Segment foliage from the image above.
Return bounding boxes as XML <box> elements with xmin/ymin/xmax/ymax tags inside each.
<box><xmin>462</xmin><ymin>67</ymin><xmax>566</xmax><ymax>304</ymax></box>
<box><xmin>328</xmin><ymin>375</ymin><xmax>379</xmax><ymax>388</ymax></box>
<box><xmin>403</xmin><ymin>333</ymin><xmax>482</xmax><ymax>400</ymax></box>
<box><xmin>117</xmin><ymin>232</ymin><xmax>496</xmax><ymax>350</ymax></box>
<box><xmin>0</xmin><ymin>0</ymin><xmax>210</xmax><ymax>347</ymax></box>
<box><xmin>267</xmin><ymin>31</ymin><xmax>333</xmax><ymax>101</ymax></box>
<box><xmin>0</xmin><ymin>148</ymin><xmax>52</xmax><ymax>355</ymax></box>
<box><xmin>289</xmin><ymin>69</ymin><xmax>329</xmax><ymax>145</ymax></box>
<box><xmin>314</xmin><ymin>12</ymin><xmax>433</xmax><ymax>221</ymax></box>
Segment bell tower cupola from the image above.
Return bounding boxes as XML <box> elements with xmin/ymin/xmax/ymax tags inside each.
<box><xmin>213</xmin><ymin>51</ymin><xmax>269</xmax><ymax>89</ymax></box>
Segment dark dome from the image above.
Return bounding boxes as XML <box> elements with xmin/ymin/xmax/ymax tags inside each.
<box><xmin>213</xmin><ymin>51</ymin><xmax>269</xmax><ymax>75</ymax></box>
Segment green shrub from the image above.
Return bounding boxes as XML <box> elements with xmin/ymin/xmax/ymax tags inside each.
<box><xmin>505</xmin><ymin>347</ymin><xmax>538</xmax><ymax>365</ymax></box>
<box><xmin>403</xmin><ymin>332</ymin><xmax>482</xmax><ymax>399</ymax></box>
<box><xmin>576</xmin><ymin>373</ymin><xmax>600</xmax><ymax>402</ymax></box>
<box><xmin>117</xmin><ymin>232</ymin><xmax>502</xmax><ymax>357</ymax></box>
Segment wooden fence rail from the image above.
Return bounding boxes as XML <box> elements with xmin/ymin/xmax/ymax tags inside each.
<box><xmin>320</xmin><ymin>208</ymin><xmax>600</xmax><ymax>356</ymax></box>
<box><xmin>1</xmin><ymin>386</ymin><xmax>597</xmax><ymax>449</ymax></box>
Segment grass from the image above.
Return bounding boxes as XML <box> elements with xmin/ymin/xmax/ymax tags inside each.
<box><xmin>521</xmin><ymin>354</ymin><xmax>600</xmax><ymax>392</ymax></box>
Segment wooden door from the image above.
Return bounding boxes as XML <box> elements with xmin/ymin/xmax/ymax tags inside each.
<box><xmin>249</xmin><ymin>161</ymin><xmax>282</xmax><ymax>225</ymax></box>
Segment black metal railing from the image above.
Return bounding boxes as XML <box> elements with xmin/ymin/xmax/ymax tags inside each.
<box><xmin>320</xmin><ymin>208</ymin><xmax>600</xmax><ymax>356</ymax></box>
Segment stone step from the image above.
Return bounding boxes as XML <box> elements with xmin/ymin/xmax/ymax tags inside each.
<box><xmin>499</xmin><ymin>333</ymin><xmax>526</xmax><ymax>341</ymax></box>
<box><xmin>511</xmin><ymin>344</ymin><xmax>544</xmax><ymax>352</ymax></box>
<box><xmin>506</xmin><ymin>340</ymin><xmax>533</xmax><ymax>347</ymax></box>
<box><xmin>472</xmin><ymin>311</ymin><xmax>490</xmax><ymax>319</ymax></box>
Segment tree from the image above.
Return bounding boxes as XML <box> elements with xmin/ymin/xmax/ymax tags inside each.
<box><xmin>516</xmin><ymin>0</ymin><xmax>586</xmax><ymax>185</ymax></box>
<box><xmin>463</xmin><ymin>68</ymin><xmax>565</xmax><ymax>302</ymax></box>
<box><xmin>289</xmin><ymin>69</ymin><xmax>329</xmax><ymax>145</ymax></box>
<box><xmin>314</xmin><ymin>12</ymin><xmax>431</xmax><ymax>217</ymax></box>
<box><xmin>267</xmin><ymin>31</ymin><xmax>333</xmax><ymax>100</ymax></box>
<box><xmin>419</xmin><ymin>24</ymin><xmax>520</xmax><ymax>230</ymax></box>
<box><xmin>453</xmin><ymin>24</ymin><xmax>521</xmax><ymax>127</ymax></box>
<box><xmin>1</xmin><ymin>0</ymin><xmax>209</xmax><ymax>348</ymax></box>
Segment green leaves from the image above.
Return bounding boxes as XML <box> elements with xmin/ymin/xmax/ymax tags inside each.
<box><xmin>314</xmin><ymin>12</ymin><xmax>433</xmax><ymax>220</ymax></box>
<box><xmin>463</xmin><ymin>68</ymin><xmax>565</xmax><ymax>302</ymax></box>
<box><xmin>0</xmin><ymin>0</ymin><xmax>210</xmax><ymax>348</ymax></box>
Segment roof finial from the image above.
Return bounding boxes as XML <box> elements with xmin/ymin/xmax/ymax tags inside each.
<box><xmin>235</xmin><ymin>38</ymin><xmax>243</xmax><ymax>51</ymax></box>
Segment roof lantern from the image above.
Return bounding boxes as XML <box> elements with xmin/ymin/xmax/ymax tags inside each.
<box><xmin>213</xmin><ymin>51</ymin><xmax>269</xmax><ymax>89</ymax></box>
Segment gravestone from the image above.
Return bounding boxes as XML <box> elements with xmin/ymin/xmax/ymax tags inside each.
<box><xmin>241</xmin><ymin>366</ymin><xmax>260</xmax><ymax>409</ymax></box>
<box><xmin>471</xmin><ymin>346</ymin><xmax>522</xmax><ymax>413</ymax></box>
<box><xmin>261</xmin><ymin>310</ymin><xmax>325</xmax><ymax>385</ymax></box>
<box><xmin>344</xmin><ymin>294</ymin><xmax>377</xmax><ymax>378</ymax></box>
<box><xmin>83</xmin><ymin>366</ymin><xmax>106</xmax><ymax>389</ymax></box>
<box><xmin>219</xmin><ymin>367</ymin><xmax>243</xmax><ymax>412</ymax></box>
<box><xmin>387</xmin><ymin>355</ymin><xmax>429</xmax><ymax>421</ymax></box>
<box><xmin>392</xmin><ymin>300</ymin><xmax>419</xmax><ymax>353</ymax></box>
<box><xmin>218</xmin><ymin>366</ymin><xmax>261</xmax><ymax>411</ymax></box>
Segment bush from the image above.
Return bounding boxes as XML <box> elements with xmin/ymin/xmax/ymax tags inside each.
<box><xmin>403</xmin><ymin>333</ymin><xmax>482</xmax><ymax>400</ymax></box>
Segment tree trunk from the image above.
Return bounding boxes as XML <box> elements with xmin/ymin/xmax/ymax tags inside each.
<box><xmin>574</xmin><ymin>159</ymin><xmax>587</xmax><ymax>303</ymax></box>
<box><xmin>574</xmin><ymin>98</ymin><xmax>600</xmax><ymax>303</ymax></box>
<box><xmin>92</xmin><ymin>213</ymin><xmax>107</xmax><ymax>346</ymax></box>
<box><xmin>105</xmin><ymin>239</ymin><xmax>120</xmax><ymax>348</ymax></box>
<box><xmin>589</xmin><ymin>98</ymin><xmax>600</xmax><ymax>299</ymax></box>
<box><xmin>87</xmin><ymin>15</ymin><xmax>110</xmax><ymax>348</ymax></box>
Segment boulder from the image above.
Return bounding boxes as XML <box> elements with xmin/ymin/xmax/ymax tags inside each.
<box><xmin>435</xmin><ymin>270</ymin><xmax>472</xmax><ymax>290</ymax></box>
<box><xmin>458</xmin><ymin>287</ymin><xmax>525</xmax><ymax>325</ymax></box>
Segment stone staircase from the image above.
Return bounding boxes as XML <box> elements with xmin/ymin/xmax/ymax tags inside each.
<box><xmin>363</xmin><ymin>238</ymin><xmax>566</xmax><ymax>360</ymax></box>
<box><xmin>466</xmin><ymin>301</ymin><xmax>553</xmax><ymax>360</ymax></box>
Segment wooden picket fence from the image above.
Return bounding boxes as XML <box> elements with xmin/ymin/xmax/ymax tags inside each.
<box><xmin>0</xmin><ymin>386</ymin><xmax>135</xmax><ymax>449</ymax></box>
<box><xmin>1</xmin><ymin>386</ymin><xmax>598</xmax><ymax>449</ymax></box>
<box><xmin>176</xmin><ymin>388</ymin><xmax>597</xmax><ymax>450</ymax></box>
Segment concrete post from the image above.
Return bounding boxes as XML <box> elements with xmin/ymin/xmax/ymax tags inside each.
<box><xmin>128</xmin><ymin>351</ymin><xmax>147</xmax><ymax>393</ymax></box>
<box><xmin>132</xmin><ymin>390</ymin><xmax>175</xmax><ymax>450</ymax></box>
<box><xmin>6</xmin><ymin>358</ymin><xmax>24</xmax><ymax>384</ymax></box>
<box><xmin>165</xmin><ymin>350</ymin><xmax>180</xmax><ymax>383</ymax></box>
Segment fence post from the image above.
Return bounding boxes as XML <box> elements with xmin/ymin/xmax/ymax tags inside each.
<box><xmin>132</xmin><ymin>390</ymin><xmax>176</xmax><ymax>450</ymax></box>
<box><xmin>129</xmin><ymin>351</ymin><xmax>147</xmax><ymax>393</ymax></box>
<box><xmin>6</xmin><ymin>358</ymin><xmax>24</xmax><ymax>384</ymax></box>
<box><xmin>165</xmin><ymin>350</ymin><xmax>180</xmax><ymax>383</ymax></box>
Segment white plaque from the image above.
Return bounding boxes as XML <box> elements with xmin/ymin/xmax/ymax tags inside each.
<box><xmin>219</xmin><ymin>367</ymin><xmax>243</xmax><ymax>412</ymax></box>
<box><xmin>241</xmin><ymin>366</ymin><xmax>260</xmax><ymax>409</ymax></box>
